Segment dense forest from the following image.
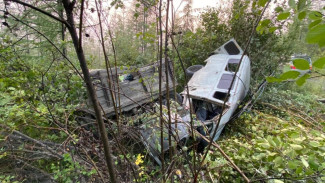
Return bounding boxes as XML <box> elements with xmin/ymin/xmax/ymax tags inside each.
<box><xmin>0</xmin><ymin>0</ymin><xmax>324</xmax><ymax>182</ymax></box>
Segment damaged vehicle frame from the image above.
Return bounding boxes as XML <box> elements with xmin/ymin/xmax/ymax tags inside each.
<box><xmin>81</xmin><ymin>39</ymin><xmax>250</xmax><ymax>165</ymax></box>
<box><xmin>141</xmin><ymin>39</ymin><xmax>250</xmax><ymax>165</ymax></box>
<box><xmin>183</xmin><ymin>39</ymin><xmax>250</xmax><ymax>141</ymax></box>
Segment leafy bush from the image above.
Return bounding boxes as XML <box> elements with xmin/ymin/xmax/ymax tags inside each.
<box><xmin>259</xmin><ymin>83</ymin><xmax>325</xmax><ymax>118</ymax></box>
<box><xmin>208</xmin><ymin>112</ymin><xmax>325</xmax><ymax>182</ymax></box>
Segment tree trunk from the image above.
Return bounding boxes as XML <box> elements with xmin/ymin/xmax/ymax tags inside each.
<box><xmin>62</xmin><ymin>1</ymin><xmax>117</xmax><ymax>182</ymax></box>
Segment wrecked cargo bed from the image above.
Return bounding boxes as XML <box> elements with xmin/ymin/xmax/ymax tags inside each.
<box><xmin>78</xmin><ymin>59</ymin><xmax>176</xmax><ymax>117</ymax></box>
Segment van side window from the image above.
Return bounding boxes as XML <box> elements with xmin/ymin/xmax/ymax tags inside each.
<box><xmin>217</xmin><ymin>73</ymin><xmax>235</xmax><ymax>90</ymax></box>
<box><xmin>225</xmin><ymin>58</ymin><xmax>240</xmax><ymax>72</ymax></box>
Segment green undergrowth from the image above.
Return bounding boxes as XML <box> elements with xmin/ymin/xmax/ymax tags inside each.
<box><xmin>204</xmin><ymin>80</ymin><xmax>325</xmax><ymax>182</ymax></box>
<box><xmin>258</xmin><ymin>81</ymin><xmax>325</xmax><ymax>119</ymax></box>
<box><xmin>208</xmin><ymin>111</ymin><xmax>325</xmax><ymax>183</ymax></box>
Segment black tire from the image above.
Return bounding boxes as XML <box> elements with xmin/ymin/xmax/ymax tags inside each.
<box><xmin>186</xmin><ymin>65</ymin><xmax>204</xmax><ymax>79</ymax></box>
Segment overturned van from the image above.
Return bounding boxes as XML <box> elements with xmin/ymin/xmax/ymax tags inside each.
<box><xmin>80</xmin><ymin>39</ymin><xmax>250</xmax><ymax>165</ymax></box>
<box><xmin>182</xmin><ymin>39</ymin><xmax>250</xmax><ymax>141</ymax></box>
<box><xmin>141</xmin><ymin>39</ymin><xmax>251</xmax><ymax>164</ymax></box>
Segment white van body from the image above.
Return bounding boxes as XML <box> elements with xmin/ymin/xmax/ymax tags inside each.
<box><xmin>141</xmin><ymin>39</ymin><xmax>251</xmax><ymax>165</ymax></box>
<box><xmin>182</xmin><ymin>53</ymin><xmax>250</xmax><ymax>140</ymax></box>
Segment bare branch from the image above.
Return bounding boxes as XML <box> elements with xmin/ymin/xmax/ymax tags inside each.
<box><xmin>6</xmin><ymin>0</ymin><xmax>70</xmax><ymax>27</ymax></box>
<box><xmin>78</xmin><ymin>0</ymin><xmax>84</xmax><ymax>50</ymax></box>
<box><xmin>195</xmin><ymin>1</ymin><xmax>272</xmax><ymax>182</ymax></box>
<box><xmin>3</xmin><ymin>11</ymin><xmax>84</xmax><ymax>80</ymax></box>
<box><xmin>1</xmin><ymin>124</ymin><xmax>63</xmax><ymax>159</ymax></box>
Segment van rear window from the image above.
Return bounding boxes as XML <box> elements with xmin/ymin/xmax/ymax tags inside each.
<box><xmin>224</xmin><ymin>41</ymin><xmax>240</xmax><ymax>55</ymax></box>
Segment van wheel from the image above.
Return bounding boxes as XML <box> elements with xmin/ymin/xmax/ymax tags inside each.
<box><xmin>186</xmin><ymin>65</ymin><xmax>204</xmax><ymax>79</ymax></box>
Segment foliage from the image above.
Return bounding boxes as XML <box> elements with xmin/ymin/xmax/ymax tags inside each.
<box><xmin>0</xmin><ymin>38</ymin><xmax>85</xmax><ymax>137</ymax></box>
<box><xmin>264</xmin><ymin>0</ymin><xmax>325</xmax><ymax>85</ymax></box>
<box><xmin>259</xmin><ymin>82</ymin><xmax>325</xmax><ymax>118</ymax></box>
<box><xmin>209</xmin><ymin>111</ymin><xmax>325</xmax><ymax>182</ymax></box>
<box><xmin>0</xmin><ymin>175</ymin><xmax>20</xmax><ymax>183</ymax></box>
<box><xmin>51</xmin><ymin>153</ymin><xmax>96</xmax><ymax>183</ymax></box>
<box><xmin>1</xmin><ymin>0</ymin><xmax>325</xmax><ymax>182</ymax></box>
<box><xmin>173</xmin><ymin>0</ymin><xmax>293</xmax><ymax>89</ymax></box>
<box><xmin>0</xmin><ymin>29</ymin><xmax>86</xmax><ymax>181</ymax></box>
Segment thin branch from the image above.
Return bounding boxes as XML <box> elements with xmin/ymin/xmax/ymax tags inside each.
<box><xmin>3</xmin><ymin>11</ymin><xmax>84</xmax><ymax>80</ymax></box>
<box><xmin>1</xmin><ymin>124</ymin><xmax>63</xmax><ymax>159</ymax></box>
<box><xmin>61</xmin><ymin>0</ymin><xmax>117</xmax><ymax>182</ymax></box>
<box><xmin>6</xmin><ymin>0</ymin><xmax>69</xmax><ymax>27</ymax></box>
<box><xmin>94</xmin><ymin>0</ymin><xmax>119</xmax><ymax>129</ymax></box>
<box><xmin>195</xmin><ymin>1</ymin><xmax>272</xmax><ymax>182</ymax></box>
<box><xmin>169</xmin><ymin>34</ymin><xmax>195</xmax><ymax>175</ymax></box>
<box><xmin>164</xmin><ymin>0</ymin><xmax>173</xmax><ymax>165</ymax></box>
<box><xmin>78</xmin><ymin>0</ymin><xmax>84</xmax><ymax>50</ymax></box>
<box><xmin>180</xmin><ymin>122</ymin><xmax>249</xmax><ymax>183</ymax></box>
<box><xmin>158</xmin><ymin>0</ymin><xmax>165</xmax><ymax>180</ymax></box>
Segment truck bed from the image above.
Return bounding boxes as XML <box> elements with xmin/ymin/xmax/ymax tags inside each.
<box><xmin>80</xmin><ymin>59</ymin><xmax>176</xmax><ymax>117</ymax></box>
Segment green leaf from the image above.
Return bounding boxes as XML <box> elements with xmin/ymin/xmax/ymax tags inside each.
<box><xmin>290</xmin><ymin>144</ymin><xmax>303</xmax><ymax>150</ymax></box>
<box><xmin>279</xmin><ymin>71</ymin><xmax>300</xmax><ymax>80</ymax></box>
<box><xmin>309</xmin><ymin>141</ymin><xmax>320</xmax><ymax>147</ymax></box>
<box><xmin>288</xmin><ymin>0</ymin><xmax>296</xmax><ymax>9</ymax></box>
<box><xmin>293</xmin><ymin>59</ymin><xmax>310</xmax><ymax>70</ymax></box>
<box><xmin>277</xmin><ymin>12</ymin><xmax>290</xmax><ymax>20</ymax></box>
<box><xmin>301</xmin><ymin>157</ymin><xmax>309</xmax><ymax>168</ymax></box>
<box><xmin>288</xmin><ymin>160</ymin><xmax>299</xmax><ymax>169</ymax></box>
<box><xmin>275</xmin><ymin>7</ymin><xmax>283</xmax><ymax>13</ymax></box>
<box><xmin>269</xmin><ymin>27</ymin><xmax>277</xmax><ymax>33</ymax></box>
<box><xmin>313</xmin><ymin>57</ymin><xmax>325</xmax><ymax>69</ymax></box>
<box><xmin>298</xmin><ymin>0</ymin><xmax>306</xmax><ymax>11</ymax></box>
<box><xmin>309</xmin><ymin>159</ymin><xmax>319</xmax><ymax>171</ymax></box>
<box><xmin>298</xmin><ymin>11</ymin><xmax>306</xmax><ymax>20</ymax></box>
<box><xmin>259</xmin><ymin>142</ymin><xmax>271</xmax><ymax>149</ymax></box>
<box><xmin>309</xmin><ymin>19</ymin><xmax>322</xmax><ymax>29</ymax></box>
<box><xmin>296</xmin><ymin>74</ymin><xmax>310</xmax><ymax>86</ymax></box>
<box><xmin>306</xmin><ymin>24</ymin><xmax>325</xmax><ymax>47</ymax></box>
<box><xmin>134</xmin><ymin>12</ymin><xmax>139</xmax><ymax>18</ymax></box>
<box><xmin>256</xmin><ymin>25</ymin><xmax>262</xmax><ymax>32</ymax></box>
<box><xmin>296</xmin><ymin>166</ymin><xmax>303</xmax><ymax>174</ymax></box>
<box><xmin>258</xmin><ymin>0</ymin><xmax>268</xmax><ymax>7</ymax></box>
<box><xmin>261</xmin><ymin>19</ymin><xmax>271</xmax><ymax>26</ymax></box>
<box><xmin>266</xmin><ymin>76</ymin><xmax>281</xmax><ymax>83</ymax></box>
<box><xmin>267</xmin><ymin>136</ymin><xmax>276</xmax><ymax>147</ymax></box>
<box><xmin>308</xmin><ymin>11</ymin><xmax>322</xmax><ymax>20</ymax></box>
<box><xmin>274</xmin><ymin>156</ymin><xmax>283</xmax><ymax>167</ymax></box>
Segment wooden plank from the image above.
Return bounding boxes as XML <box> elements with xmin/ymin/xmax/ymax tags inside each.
<box><xmin>83</xmin><ymin>58</ymin><xmax>178</xmax><ymax>116</ymax></box>
<box><xmin>97</xmin><ymin>71</ymin><xmax>111</xmax><ymax>107</ymax></box>
<box><xmin>95</xmin><ymin>89</ymin><xmax>104</xmax><ymax>97</ymax></box>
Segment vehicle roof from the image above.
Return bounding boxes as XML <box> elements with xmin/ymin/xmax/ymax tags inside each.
<box><xmin>185</xmin><ymin>54</ymin><xmax>249</xmax><ymax>105</ymax></box>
